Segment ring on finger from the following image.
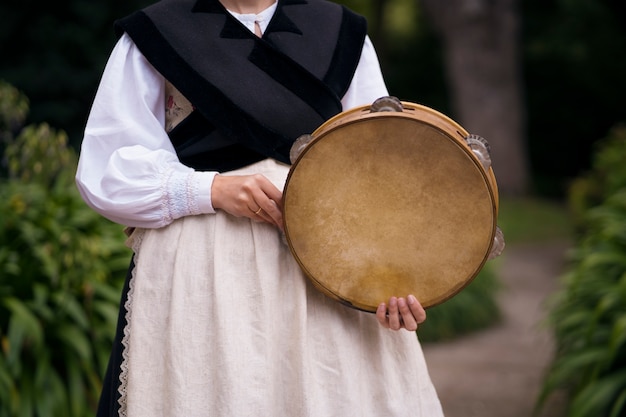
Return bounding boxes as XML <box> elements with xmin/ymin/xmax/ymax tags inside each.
<box><xmin>251</xmin><ymin>207</ymin><xmax>263</xmax><ymax>215</ymax></box>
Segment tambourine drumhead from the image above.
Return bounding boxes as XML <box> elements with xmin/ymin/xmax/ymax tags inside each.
<box><xmin>283</xmin><ymin>101</ymin><xmax>499</xmax><ymax>312</ymax></box>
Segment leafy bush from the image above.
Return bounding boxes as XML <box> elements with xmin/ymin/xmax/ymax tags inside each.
<box><xmin>0</xmin><ymin>81</ymin><xmax>130</xmax><ymax>417</ymax></box>
<box><xmin>568</xmin><ymin>125</ymin><xmax>626</xmax><ymax>231</ymax></box>
<box><xmin>538</xmin><ymin>126</ymin><xmax>626</xmax><ymax>417</ymax></box>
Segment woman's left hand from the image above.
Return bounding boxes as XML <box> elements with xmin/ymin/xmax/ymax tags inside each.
<box><xmin>376</xmin><ymin>295</ymin><xmax>426</xmax><ymax>331</ymax></box>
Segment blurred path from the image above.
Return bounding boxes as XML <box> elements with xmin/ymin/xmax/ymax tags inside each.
<box><xmin>423</xmin><ymin>241</ymin><xmax>570</xmax><ymax>417</ymax></box>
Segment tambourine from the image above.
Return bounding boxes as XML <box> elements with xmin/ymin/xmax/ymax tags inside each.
<box><xmin>283</xmin><ymin>97</ymin><xmax>505</xmax><ymax>312</ymax></box>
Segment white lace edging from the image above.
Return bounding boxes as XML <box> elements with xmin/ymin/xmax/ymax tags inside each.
<box><xmin>117</xmin><ymin>228</ymin><xmax>145</xmax><ymax>417</ymax></box>
<box><xmin>161</xmin><ymin>167</ymin><xmax>175</xmax><ymax>225</ymax></box>
<box><xmin>186</xmin><ymin>172</ymin><xmax>201</xmax><ymax>216</ymax></box>
<box><xmin>164</xmin><ymin>169</ymin><xmax>203</xmax><ymax>222</ymax></box>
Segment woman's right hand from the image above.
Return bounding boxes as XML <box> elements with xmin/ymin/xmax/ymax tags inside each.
<box><xmin>211</xmin><ymin>174</ymin><xmax>284</xmax><ymax>231</ymax></box>
<box><xmin>376</xmin><ymin>295</ymin><xmax>426</xmax><ymax>332</ymax></box>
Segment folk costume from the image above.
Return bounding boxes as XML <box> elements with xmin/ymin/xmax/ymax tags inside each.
<box><xmin>76</xmin><ymin>0</ymin><xmax>444</xmax><ymax>415</ymax></box>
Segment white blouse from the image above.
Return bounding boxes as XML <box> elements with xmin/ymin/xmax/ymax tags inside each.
<box><xmin>76</xmin><ymin>8</ymin><xmax>389</xmax><ymax>228</ymax></box>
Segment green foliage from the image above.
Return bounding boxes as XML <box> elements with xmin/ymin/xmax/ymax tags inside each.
<box><xmin>419</xmin><ymin>263</ymin><xmax>500</xmax><ymax>343</ymax></box>
<box><xmin>0</xmin><ymin>82</ymin><xmax>130</xmax><ymax>417</ymax></box>
<box><xmin>568</xmin><ymin>125</ymin><xmax>626</xmax><ymax>231</ymax></box>
<box><xmin>0</xmin><ymin>81</ymin><xmax>29</xmax><ymax>140</ymax></box>
<box><xmin>538</xmin><ymin>130</ymin><xmax>626</xmax><ymax>417</ymax></box>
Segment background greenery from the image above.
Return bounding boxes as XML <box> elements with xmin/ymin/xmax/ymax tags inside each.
<box><xmin>0</xmin><ymin>82</ymin><xmax>130</xmax><ymax>417</ymax></box>
<box><xmin>537</xmin><ymin>127</ymin><xmax>626</xmax><ymax>417</ymax></box>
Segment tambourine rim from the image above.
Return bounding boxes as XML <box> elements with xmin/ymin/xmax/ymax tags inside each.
<box><xmin>283</xmin><ymin>103</ymin><xmax>499</xmax><ymax>311</ymax></box>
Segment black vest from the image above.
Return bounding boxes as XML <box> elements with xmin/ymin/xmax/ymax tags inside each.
<box><xmin>115</xmin><ymin>0</ymin><xmax>367</xmax><ymax>171</ymax></box>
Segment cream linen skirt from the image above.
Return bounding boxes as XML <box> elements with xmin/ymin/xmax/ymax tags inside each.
<box><xmin>117</xmin><ymin>159</ymin><xmax>443</xmax><ymax>417</ymax></box>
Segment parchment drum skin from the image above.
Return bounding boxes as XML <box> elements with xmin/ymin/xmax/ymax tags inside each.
<box><xmin>284</xmin><ymin>102</ymin><xmax>501</xmax><ymax>311</ymax></box>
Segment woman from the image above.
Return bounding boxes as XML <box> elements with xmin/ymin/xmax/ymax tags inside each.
<box><xmin>76</xmin><ymin>0</ymin><xmax>444</xmax><ymax>415</ymax></box>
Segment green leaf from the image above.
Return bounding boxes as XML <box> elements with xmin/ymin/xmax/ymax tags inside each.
<box><xmin>607</xmin><ymin>315</ymin><xmax>626</xmax><ymax>364</ymax></box>
<box><xmin>92</xmin><ymin>300</ymin><xmax>120</xmax><ymax>328</ymax></box>
<box><xmin>56</xmin><ymin>324</ymin><xmax>92</xmax><ymax>361</ymax></box>
<box><xmin>15</xmin><ymin>370</ymin><xmax>34</xmax><ymax>417</ymax></box>
<box><xmin>570</xmin><ymin>371</ymin><xmax>626</xmax><ymax>417</ymax></box>
<box><xmin>609</xmin><ymin>389</ymin><xmax>626</xmax><ymax>417</ymax></box>
<box><xmin>66</xmin><ymin>358</ymin><xmax>87</xmax><ymax>417</ymax></box>
<box><xmin>3</xmin><ymin>297</ymin><xmax>43</xmax><ymax>365</ymax></box>
<box><xmin>34</xmin><ymin>358</ymin><xmax>69</xmax><ymax>417</ymax></box>
<box><xmin>53</xmin><ymin>292</ymin><xmax>89</xmax><ymax>329</ymax></box>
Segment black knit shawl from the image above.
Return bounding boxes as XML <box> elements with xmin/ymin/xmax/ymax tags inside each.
<box><xmin>115</xmin><ymin>0</ymin><xmax>367</xmax><ymax>171</ymax></box>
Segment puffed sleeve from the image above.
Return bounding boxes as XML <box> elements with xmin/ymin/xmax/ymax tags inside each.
<box><xmin>75</xmin><ymin>34</ymin><xmax>217</xmax><ymax>228</ymax></box>
<box><xmin>341</xmin><ymin>36</ymin><xmax>389</xmax><ymax>110</ymax></box>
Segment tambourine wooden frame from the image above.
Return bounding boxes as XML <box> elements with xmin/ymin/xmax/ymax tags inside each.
<box><xmin>283</xmin><ymin>101</ymin><xmax>499</xmax><ymax>312</ymax></box>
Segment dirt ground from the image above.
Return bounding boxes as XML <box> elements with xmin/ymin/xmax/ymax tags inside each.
<box><xmin>422</xmin><ymin>241</ymin><xmax>571</xmax><ymax>417</ymax></box>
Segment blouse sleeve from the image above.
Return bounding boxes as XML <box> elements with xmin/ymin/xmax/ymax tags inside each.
<box><xmin>341</xmin><ymin>36</ymin><xmax>389</xmax><ymax>110</ymax></box>
<box><xmin>75</xmin><ymin>34</ymin><xmax>217</xmax><ymax>229</ymax></box>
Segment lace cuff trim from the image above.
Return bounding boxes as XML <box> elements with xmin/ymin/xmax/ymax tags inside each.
<box><xmin>161</xmin><ymin>168</ymin><xmax>203</xmax><ymax>223</ymax></box>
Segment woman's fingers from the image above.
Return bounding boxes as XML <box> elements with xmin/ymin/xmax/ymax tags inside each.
<box><xmin>387</xmin><ymin>297</ymin><xmax>402</xmax><ymax>330</ymax></box>
<box><xmin>252</xmin><ymin>199</ymin><xmax>283</xmax><ymax>230</ymax></box>
<box><xmin>376</xmin><ymin>295</ymin><xmax>426</xmax><ymax>332</ymax></box>
<box><xmin>248</xmin><ymin>178</ymin><xmax>283</xmax><ymax>229</ymax></box>
<box><xmin>406</xmin><ymin>294</ymin><xmax>426</xmax><ymax>323</ymax></box>
<box><xmin>397</xmin><ymin>296</ymin><xmax>423</xmax><ymax>331</ymax></box>
<box><xmin>376</xmin><ymin>302</ymin><xmax>389</xmax><ymax>328</ymax></box>
<box><xmin>211</xmin><ymin>174</ymin><xmax>284</xmax><ymax>230</ymax></box>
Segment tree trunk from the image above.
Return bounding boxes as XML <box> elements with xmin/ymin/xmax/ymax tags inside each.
<box><xmin>420</xmin><ymin>0</ymin><xmax>529</xmax><ymax>195</ymax></box>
